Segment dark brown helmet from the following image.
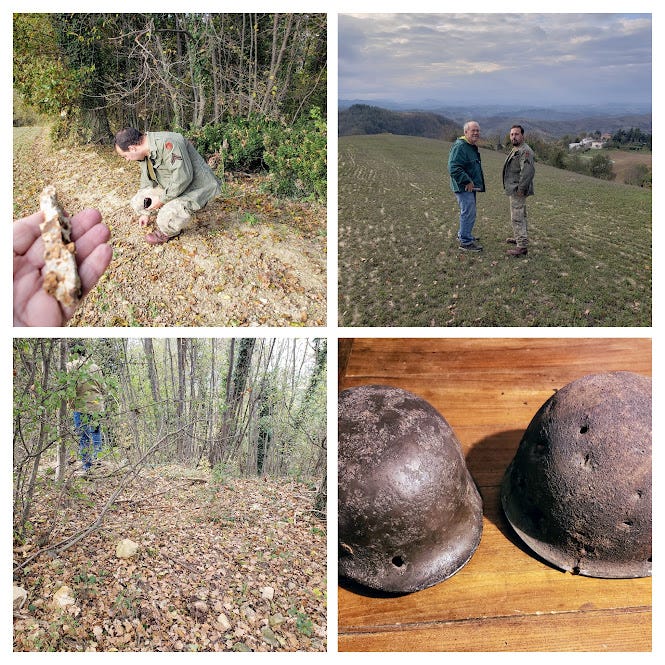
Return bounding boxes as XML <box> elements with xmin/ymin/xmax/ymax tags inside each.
<box><xmin>338</xmin><ymin>385</ymin><xmax>483</xmax><ymax>593</ymax></box>
<box><xmin>501</xmin><ymin>371</ymin><xmax>651</xmax><ymax>578</ymax></box>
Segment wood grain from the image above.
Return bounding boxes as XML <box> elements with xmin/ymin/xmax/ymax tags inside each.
<box><xmin>337</xmin><ymin>338</ymin><xmax>652</xmax><ymax>652</ymax></box>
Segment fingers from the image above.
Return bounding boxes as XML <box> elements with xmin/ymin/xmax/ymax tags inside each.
<box><xmin>13</xmin><ymin>273</ymin><xmax>65</xmax><ymax>327</ymax></box>
<box><xmin>13</xmin><ymin>211</ymin><xmax>45</xmax><ymax>257</ymax></box>
<box><xmin>78</xmin><ymin>243</ymin><xmax>113</xmax><ymax>298</ymax></box>
<box><xmin>70</xmin><ymin>208</ymin><xmax>104</xmax><ymax>241</ymax></box>
<box><xmin>73</xmin><ymin>219</ymin><xmax>111</xmax><ymax>262</ymax></box>
<box><xmin>13</xmin><ymin>206</ymin><xmax>111</xmax><ymax>326</ymax></box>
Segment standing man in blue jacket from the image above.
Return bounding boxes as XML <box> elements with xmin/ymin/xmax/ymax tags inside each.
<box><xmin>448</xmin><ymin>121</ymin><xmax>485</xmax><ymax>252</ymax></box>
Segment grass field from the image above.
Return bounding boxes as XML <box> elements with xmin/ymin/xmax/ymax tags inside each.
<box><xmin>338</xmin><ymin>134</ymin><xmax>651</xmax><ymax>327</ymax></box>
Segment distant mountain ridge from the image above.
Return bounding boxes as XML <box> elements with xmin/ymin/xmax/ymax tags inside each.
<box><xmin>339</xmin><ymin>100</ymin><xmax>651</xmax><ymax>140</ymax></box>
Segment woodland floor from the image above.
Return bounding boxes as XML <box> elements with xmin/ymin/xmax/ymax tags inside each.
<box><xmin>13</xmin><ymin>126</ymin><xmax>327</xmax><ymax>327</ymax></box>
<box><xmin>13</xmin><ymin>463</ymin><xmax>327</xmax><ymax>652</ymax></box>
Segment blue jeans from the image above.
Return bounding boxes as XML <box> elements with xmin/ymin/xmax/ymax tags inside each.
<box><xmin>74</xmin><ymin>412</ymin><xmax>102</xmax><ymax>470</ymax></box>
<box><xmin>454</xmin><ymin>191</ymin><xmax>477</xmax><ymax>245</ymax></box>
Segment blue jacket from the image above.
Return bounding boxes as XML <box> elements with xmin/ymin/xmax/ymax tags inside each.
<box><xmin>448</xmin><ymin>137</ymin><xmax>486</xmax><ymax>193</ymax></box>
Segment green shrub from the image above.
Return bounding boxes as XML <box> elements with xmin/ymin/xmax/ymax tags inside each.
<box><xmin>187</xmin><ymin>108</ymin><xmax>327</xmax><ymax>202</ymax></box>
<box><xmin>263</xmin><ymin>107</ymin><xmax>327</xmax><ymax>202</ymax></box>
<box><xmin>188</xmin><ymin>115</ymin><xmax>274</xmax><ymax>172</ymax></box>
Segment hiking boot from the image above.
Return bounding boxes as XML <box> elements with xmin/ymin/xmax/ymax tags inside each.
<box><xmin>507</xmin><ymin>246</ymin><xmax>528</xmax><ymax>257</ymax></box>
<box><xmin>459</xmin><ymin>241</ymin><xmax>483</xmax><ymax>252</ymax></box>
<box><xmin>145</xmin><ymin>229</ymin><xmax>178</xmax><ymax>245</ymax></box>
<box><xmin>506</xmin><ymin>237</ymin><xmax>517</xmax><ymax>244</ymax></box>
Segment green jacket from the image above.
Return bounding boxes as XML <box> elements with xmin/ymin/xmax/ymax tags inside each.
<box><xmin>140</xmin><ymin>132</ymin><xmax>222</xmax><ymax>210</ymax></box>
<box><xmin>448</xmin><ymin>137</ymin><xmax>486</xmax><ymax>193</ymax></box>
<box><xmin>502</xmin><ymin>142</ymin><xmax>535</xmax><ymax>196</ymax></box>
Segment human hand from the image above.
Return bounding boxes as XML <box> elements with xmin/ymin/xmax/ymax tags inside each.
<box><xmin>465</xmin><ymin>182</ymin><xmax>475</xmax><ymax>192</ymax></box>
<box><xmin>13</xmin><ymin>208</ymin><xmax>112</xmax><ymax>326</ymax></box>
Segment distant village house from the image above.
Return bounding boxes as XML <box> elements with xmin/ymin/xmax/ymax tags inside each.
<box><xmin>569</xmin><ymin>136</ymin><xmax>608</xmax><ymax>151</ymax></box>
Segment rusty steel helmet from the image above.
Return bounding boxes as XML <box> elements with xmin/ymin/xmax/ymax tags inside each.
<box><xmin>501</xmin><ymin>371</ymin><xmax>651</xmax><ymax>578</ymax></box>
<box><xmin>338</xmin><ymin>384</ymin><xmax>483</xmax><ymax>593</ymax></box>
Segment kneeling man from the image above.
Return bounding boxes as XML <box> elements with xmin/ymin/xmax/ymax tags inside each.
<box><xmin>115</xmin><ymin>128</ymin><xmax>222</xmax><ymax>245</ymax></box>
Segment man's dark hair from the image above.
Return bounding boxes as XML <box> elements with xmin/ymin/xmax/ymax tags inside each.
<box><xmin>511</xmin><ymin>124</ymin><xmax>525</xmax><ymax>135</ymax></box>
<box><xmin>114</xmin><ymin>127</ymin><xmax>144</xmax><ymax>151</ymax></box>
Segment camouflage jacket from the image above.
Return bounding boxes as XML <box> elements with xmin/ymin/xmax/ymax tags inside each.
<box><xmin>502</xmin><ymin>142</ymin><xmax>535</xmax><ymax>196</ymax></box>
<box><xmin>140</xmin><ymin>132</ymin><xmax>222</xmax><ymax>210</ymax></box>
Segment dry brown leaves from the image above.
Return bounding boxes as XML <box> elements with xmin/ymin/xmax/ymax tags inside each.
<box><xmin>13</xmin><ymin>465</ymin><xmax>327</xmax><ymax>652</ymax></box>
<box><xmin>13</xmin><ymin>127</ymin><xmax>327</xmax><ymax>327</ymax></box>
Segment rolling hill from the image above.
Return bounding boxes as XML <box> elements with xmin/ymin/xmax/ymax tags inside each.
<box><xmin>338</xmin><ymin>133</ymin><xmax>651</xmax><ymax>327</ymax></box>
<box><xmin>338</xmin><ymin>104</ymin><xmax>460</xmax><ymax>140</ymax></box>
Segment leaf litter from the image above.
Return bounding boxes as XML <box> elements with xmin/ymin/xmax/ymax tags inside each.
<box><xmin>13</xmin><ymin>126</ymin><xmax>326</xmax><ymax>327</ymax></box>
<box><xmin>13</xmin><ymin>464</ymin><xmax>327</xmax><ymax>652</ymax></box>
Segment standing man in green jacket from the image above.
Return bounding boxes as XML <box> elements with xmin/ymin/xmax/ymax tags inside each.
<box><xmin>448</xmin><ymin>121</ymin><xmax>485</xmax><ymax>252</ymax></box>
<box><xmin>66</xmin><ymin>354</ymin><xmax>105</xmax><ymax>472</ymax></box>
<box><xmin>503</xmin><ymin>125</ymin><xmax>535</xmax><ymax>257</ymax></box>
<box><xmin>114</xmin><ymin>128</ymin><xmax>222</xmax><ymax>245</ymax></box>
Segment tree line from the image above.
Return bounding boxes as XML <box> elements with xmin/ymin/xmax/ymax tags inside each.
<box><xmin>13</xmin><ymin>338</ymin><xmax>327</xmax><ymax>536</ymax></box>
<box><xmin>338</xmin><ymin>104</ymin><xmax>459</xmax><ymax>141</ymax></box>
<box><xmin>13</xmin><ymin>13</ymin><xmax>327</xmax><ymax>143</ymax></box>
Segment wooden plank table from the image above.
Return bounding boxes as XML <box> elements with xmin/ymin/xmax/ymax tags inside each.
<box><xmin>337</xmin><ymin>338</ymin><xmax>652</xmax><ymax>652</ymax></box>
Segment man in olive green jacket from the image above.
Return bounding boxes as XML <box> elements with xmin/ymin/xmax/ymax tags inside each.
<box><xmin>502</xmin><ymin>125</ymin><xmax>535</xmax><ymax>256</ymax></box>
<box><xmin>66</xmin><ymin>356</ymin><xmax>105</xmax><ymax>471</ymax></box>
<box><xmin>115</xmin><ymin>128</ymin><xmax>222</xmax><ymax>245</ymax></box>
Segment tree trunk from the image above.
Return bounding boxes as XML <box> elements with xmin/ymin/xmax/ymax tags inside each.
<box><xmin>55</xmin><ymin>340</ymin><xmax>68</xmax><ymax>483</ymax></box>
<box><xmin>215</xmin><ymin>338</ymin><xmax>255</xmax><ymax>468</ymax></box>
<box><xmin>18</xmin><ymin>341</ymin><xmax>55</xmax><ymax>533</ymax></box>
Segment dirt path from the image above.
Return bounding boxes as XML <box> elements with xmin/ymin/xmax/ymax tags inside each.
<box><xmin>13</xmin><ymin>127</ymin><xmax>327</xmax><ymax>327</ymax></box>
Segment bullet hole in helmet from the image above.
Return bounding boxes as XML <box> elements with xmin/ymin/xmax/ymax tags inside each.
<box><xmin>392</xmin><ymin>555</ymin><xmax>405</xmax><ymax>569</ymax></box>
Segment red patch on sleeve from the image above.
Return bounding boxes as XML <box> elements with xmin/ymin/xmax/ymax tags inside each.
<box><xmin>165</xmin><ymin>141</ymin><xmax>173</xmax><ymax>151</ymax></box>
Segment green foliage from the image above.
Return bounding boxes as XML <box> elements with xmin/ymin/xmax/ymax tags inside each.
<box><xmin>263</xmin><ymin>108</ymin><xmax>327</xmax><ymax>201</ymax></box>
<box><xmin>211</xmin><ymin>462</ymin><xmax>233</xmax><ymax>487</ymax></box>
<box><xmin>288</xmin><ymin>607</ymin><xmax>314</xmax><ymax>636</ymax></box>
<box><xmin>188</xmin><ymin>108</ymin><xmax>327</xmax><ymax>202</ymax></box>
<box><xmin>587</xmin><ymin>153</ymin><xmax>615</xmax><ymax>180</ymax></box>
<box><xmin>13</xmin><ymin>14</ymin><xmax>93</xmax><ymax>120</ymax></box>
<box><xmin>339</xmin><ymin>104</ymin><xmax>459</xmax><ymax>140</ymax></box>
<box><xmin>610</xmin><ymin>127</ymin><xmax>651</xmax><ymax>150</ymax></box>
<box><xmin>189</xmin><ymin>115</ymin><xmax>274</xmax><ymax>172</ymax></box>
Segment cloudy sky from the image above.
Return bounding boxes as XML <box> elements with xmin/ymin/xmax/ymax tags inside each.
<box><xmin>338</xmin><ymin>13</ymin><xmax>652</xmax><ymax>109</ymax></box>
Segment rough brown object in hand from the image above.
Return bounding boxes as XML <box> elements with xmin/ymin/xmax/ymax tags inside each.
<box><xmin>39</xmin><ymin>185</ymin><xmax>81</xmax><ymax>307</ymax></box>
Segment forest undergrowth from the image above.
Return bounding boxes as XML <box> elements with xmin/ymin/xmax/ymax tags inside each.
<box><xmin>13</xmin><ymin>462</ymin><xmax>327</xmax><ymax>652</ymax></box>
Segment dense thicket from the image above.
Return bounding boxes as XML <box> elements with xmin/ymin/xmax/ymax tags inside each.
<box><xmin>609</xmin><ymin>127</ymin><xmax>652</xmax><ymax>150</ymax></box>
<box><xmin>14</xmin><ymin>13</ymin><xmax>327</xmax><ymax>140</ymax></box>
<box><xmin>13</xmin><ymin>338</ymin><xmax>327</xmax><ymax>534</ymax></box>
<box><xmin>13</xmin><ymin>13</ymin><xmax>328</xmax><ymax>200</ymax></box>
